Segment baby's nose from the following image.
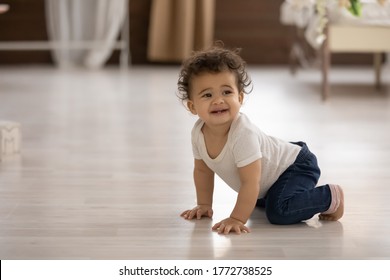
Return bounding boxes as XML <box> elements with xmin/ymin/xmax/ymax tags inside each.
<box><xmin>213</xmin><ymin>97</ymin><xmax>225</xmax><ymax>104</ymax></box>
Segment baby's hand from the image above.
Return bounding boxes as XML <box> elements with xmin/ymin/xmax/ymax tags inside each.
<box><xmin>180</xmin><ymin>205</ymin><xmax>213</xmax><ymax>220</ymax></box>
<box><xmin>212</xmin><ymin>217</ymin><xmax>251</xmax><ymax>235</ymax></box>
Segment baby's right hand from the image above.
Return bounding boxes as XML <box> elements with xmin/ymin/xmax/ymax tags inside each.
<box><xmin>180</xmin><ymin>205</ymin><xmax>213</xmax><ymax>220</ymax></box>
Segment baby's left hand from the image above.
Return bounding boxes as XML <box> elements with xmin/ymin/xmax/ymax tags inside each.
<box><xmin>212</xmin><ymin>217</ymin><xmax>251</xmax><ymax>235</ymax></box>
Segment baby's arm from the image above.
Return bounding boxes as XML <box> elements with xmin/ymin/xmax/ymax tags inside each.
<box><xmin>212</xmin><ymin>159</ymin><xmax>261</xmax><ymax>234</ymax></box>
<box><xmin>181</xmin><ymin>159</ymin><xmax>215</xmax><ymax>220</ymax></box>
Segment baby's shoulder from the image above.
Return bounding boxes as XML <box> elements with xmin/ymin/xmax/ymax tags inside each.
<box><xmin>191</xmin><ymin>118</ymin><xmax>204</xmax><ymax>136</ymax></box>
<box><xmin>229</xmin><ymin>114</ymin><xmax>262</xmax><ymax>146</ymax></box>
<box><xmin>231</xmin><ymin>114</ymin><xmax>261</xmax><ymax>136</ymax></box>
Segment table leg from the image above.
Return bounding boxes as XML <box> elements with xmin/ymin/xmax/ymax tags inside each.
<box><xmin>374</xmin><ymin>52</ymin><xmax>382</xmax><ymax>90</ymax></box>
<box><xmin>321</xmin><ymin>27</ymin><xmax>330</xmax><ymax>101</ymax></box>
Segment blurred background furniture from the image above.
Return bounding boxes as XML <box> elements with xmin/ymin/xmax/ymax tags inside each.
<box><xmin>280</xmin><ymin>0</ymin><xmax>390</xmax><ymax>100</ymax></box>
<box><xmin>322</xmin><ymin>23</ymin><xmax>390</xmax><ymax>100</ymax></box>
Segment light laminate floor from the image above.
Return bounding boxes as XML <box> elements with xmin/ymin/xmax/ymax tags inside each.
<box><xmin>0</xmin><ymin>65</ymin><xmax>390</xmax><ymax>259</ymax></box>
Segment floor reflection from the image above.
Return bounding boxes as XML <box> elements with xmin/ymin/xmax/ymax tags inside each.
<box><xmin>186</xmin><ymin>209</ymin><xmax>345</xmax><ymax>259</ymax></box>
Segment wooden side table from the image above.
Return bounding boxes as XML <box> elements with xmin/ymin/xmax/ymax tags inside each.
<box><xmin>322</xmin><ymin>23</ymin><xmax>390</xmax><ymax>100</ymax></box>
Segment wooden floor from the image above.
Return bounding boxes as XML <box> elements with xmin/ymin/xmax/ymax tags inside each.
<box><xmin>0</xmin><ymin>65</ymin><xmax>390</xmax><ymax>260</ymax></box>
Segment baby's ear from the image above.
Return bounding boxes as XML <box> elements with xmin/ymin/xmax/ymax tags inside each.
<box><xmin>187</xmin><ymin>100</ymin><xmax>197</xmax><ymax>115</ymax></box>
<box><xmin>239</xmin><ymin>91</ymin><xmax>244</xmax><ymax>104</ymax></box>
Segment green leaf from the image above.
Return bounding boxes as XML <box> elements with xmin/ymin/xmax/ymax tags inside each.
<box><xmin>348</xmin><ymin>0</ymin><xmax>362</xmax><ymax>17</ymax></box>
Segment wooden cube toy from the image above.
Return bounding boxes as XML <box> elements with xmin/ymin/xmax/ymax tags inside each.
<box><xmin>0</xmin><ymin>121</ymin><xmax>22</xmax><ymax>157</ymax></box>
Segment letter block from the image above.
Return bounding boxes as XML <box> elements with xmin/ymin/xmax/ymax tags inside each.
<box><xmin>0</xmin><ymin>121</ymin><xmax>22</xmax><ymax>158</ymax></box>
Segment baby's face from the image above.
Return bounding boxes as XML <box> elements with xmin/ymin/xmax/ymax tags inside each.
<box><xmin>187</xmin><ymin>71</ymin><xmax>243</xmax><ymax>128</ymax></box>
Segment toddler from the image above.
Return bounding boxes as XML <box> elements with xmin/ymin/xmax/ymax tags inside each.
<box><xmin>178</xmin><ymin>45</ymin><xmax>344</xmax><ymax>235</ymax></box>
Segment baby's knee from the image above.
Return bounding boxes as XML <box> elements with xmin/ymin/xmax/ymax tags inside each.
<box><xmin>266</xmin><ymin>211</ymin><xmax>291</xmax><ymax>225</ymax></box>
<box><xmin>265</xmin><ymin>208</ymin><xmax>304</xmax><ymax>225</ymax></box>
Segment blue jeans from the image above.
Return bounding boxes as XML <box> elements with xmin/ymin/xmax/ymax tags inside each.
<box><xmin>256</xmin><ymin>142</ymin><xmax>332</xmax><ymax>225</ymax></box>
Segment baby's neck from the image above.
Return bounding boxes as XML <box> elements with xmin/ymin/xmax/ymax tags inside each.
<box><xmin>202</xmin><ymin>122</ymin><xmax>231</xmax><ymax>139</ymax></box>
<box><xmin>202</xmin><ymin>124</ymin><xmax>230</xmax><ymax>159</ymax></box>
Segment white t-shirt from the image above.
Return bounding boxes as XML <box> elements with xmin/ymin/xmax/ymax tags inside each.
<box><xmin>191</xmin><ymin>113</ymin><xmax>301</xmax><ymax>198</ymax></box>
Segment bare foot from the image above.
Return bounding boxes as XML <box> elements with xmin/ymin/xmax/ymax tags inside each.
<box><xmin>319</xmin><ymin>186</ymin><xmax>344</xmax><ymax>221</ymax></box>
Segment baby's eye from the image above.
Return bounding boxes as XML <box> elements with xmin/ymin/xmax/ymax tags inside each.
<box><xmin>202</xmin><ymin>93</ymin><xmax>212</xmax><ymax>98</ymax></box>
<box><xmin>223</xmin><ymin>90</ymin><xmax>233</xmax><ymax>95</ymax></box>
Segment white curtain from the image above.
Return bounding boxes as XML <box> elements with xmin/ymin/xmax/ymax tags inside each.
<box><xmin>45</xmin><ymin>0</ymin><xmax>127</xmax><ymax>69</ymax></box>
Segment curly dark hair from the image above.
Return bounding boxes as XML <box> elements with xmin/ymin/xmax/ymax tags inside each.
<box><xmin>177</xmin><ymin>44</ymin><xmax>252</xmax><ymax>101</ymax></box>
